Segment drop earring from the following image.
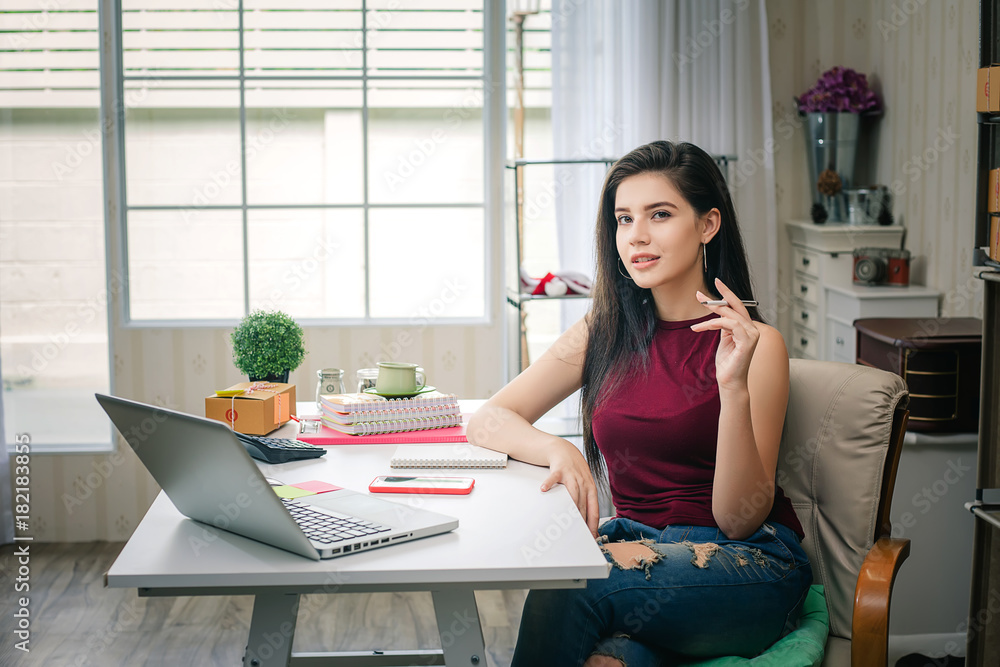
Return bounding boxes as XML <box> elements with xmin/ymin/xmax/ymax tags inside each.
<box><xmin>703</xmin><ymin>243</ymin><xmax>708</xmax><ymax>271</ymax></box>
<box><xmin>617</xmin><ymin>258</ymin><xmax>633</xmax><ymax>280</ymax></box>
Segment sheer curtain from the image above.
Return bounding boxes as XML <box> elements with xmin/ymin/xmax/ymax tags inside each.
<box><xmin>550</xmin><ymin>0</ymin><xmax>777</xmax><ymax>326</ymax></box>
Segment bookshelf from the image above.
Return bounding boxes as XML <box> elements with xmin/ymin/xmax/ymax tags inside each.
<box><xmin>965</xmin><ymin>1</ymin><xmax>1000</xmax><ymax>664</ymax></box>
<box><xmin>503</xmin><ymin>157</ymin><xmax>615</xmax><ymax>381</ymax></box>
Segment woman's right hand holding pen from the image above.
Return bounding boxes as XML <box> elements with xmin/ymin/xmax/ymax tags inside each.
<box><xmin>540</xmin><ymin>438</ymin><xmax>600</xmax><ymax>538</ymax></box>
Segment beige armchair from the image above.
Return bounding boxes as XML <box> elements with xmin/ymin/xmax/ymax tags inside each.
<box><xmin>778</xmin><ymin>359</ymin><xmax>910</xmax><ymax>666</ymax></box>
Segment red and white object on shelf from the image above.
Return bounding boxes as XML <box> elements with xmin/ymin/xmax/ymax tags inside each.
<box><xmin>519</xmin><ymin>266</ymin><xmax>592</xmax><ymax>297</ymax></box>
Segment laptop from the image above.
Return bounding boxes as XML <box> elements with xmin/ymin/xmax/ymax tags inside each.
<box><xmin>96</xmin><ymin>393</ymin><xmax>459</xmax><ymax>561</ymax></box>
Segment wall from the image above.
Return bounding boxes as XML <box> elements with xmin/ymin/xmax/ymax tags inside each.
<box><xmin>767</xmin><ymin>0</ymin><xmax>983</xmax><ymax>344</ymax></box>
<box><xmin>766</xmin><ymin>0</ymin><xmax>981</xmax><ymax>642</ymax></box>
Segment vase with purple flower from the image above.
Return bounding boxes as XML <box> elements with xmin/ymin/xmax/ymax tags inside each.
<box><xmin>797</xmin><ymin>67</ymin><xmax>882</xmax><ymax>223</ymax></box>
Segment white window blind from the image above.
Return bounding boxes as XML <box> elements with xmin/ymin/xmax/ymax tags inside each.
<box><xmin>112</xmin><ymin>0</ymin><xmax>505</xmax><ymax>323</ymax></box>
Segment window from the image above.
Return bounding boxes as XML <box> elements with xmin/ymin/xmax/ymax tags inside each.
<box><xmin>116</xmin><ymin>0</ymin><xmax>492</xmax><ymax>324</ymax></box>
<box><xmin>0</xmin><ymin>0</ymin><xmax>113</xmax><ymax>452</ymax></box>
<box><xmin>0</xmin><ymin>0</ymin><xmax>520</xmax><ymax>451</ymax></box>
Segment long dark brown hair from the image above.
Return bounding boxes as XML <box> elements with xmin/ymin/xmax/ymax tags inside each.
<box><xmin>581</xmin><ymin>140</ymin><xmax>762</xmax><ymax>486</ymax></box>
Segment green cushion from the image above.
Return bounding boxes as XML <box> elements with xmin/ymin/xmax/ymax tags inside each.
<box><xmin>675</xmin><ymin>585</ymin><xmax>830</xmax><ymax>667</ymax></box>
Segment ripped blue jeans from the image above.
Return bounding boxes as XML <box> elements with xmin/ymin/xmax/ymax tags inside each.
<box><xmin>510</xmin><ymin>518</ymin><xmax>812</xmax><ymax>667</ymax></box>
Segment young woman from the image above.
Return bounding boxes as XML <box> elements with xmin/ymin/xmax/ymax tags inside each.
<box><xmin>467</xmin><ymin>141</ymin><xmax>812</xmax><ymax>666</ymax></box>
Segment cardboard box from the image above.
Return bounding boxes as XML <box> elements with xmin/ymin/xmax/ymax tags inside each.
<box><xmin>978</xmin><ymin>67</ymin><xmax>989</xmax><ymax>112</ymax></box>
<box><xmin>205</xmin><ymin>382</ymin><xmax>296</xmax><ymax>435</ymax></box>
<box><xmin>977</xmin><ymin>66</ymin><xmax>1000</xmax><ymax>113</ymax></box>
<box><xmin>989</xmin><ymin>169</ymin><xmax>1000</xmax><ymax>213</ymax></box>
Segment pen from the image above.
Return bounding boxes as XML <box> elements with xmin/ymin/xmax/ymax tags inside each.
<box><xmin>700</xmin><ymin>300</ymin><xmax>759</xmax><ymax>307</ymax></box>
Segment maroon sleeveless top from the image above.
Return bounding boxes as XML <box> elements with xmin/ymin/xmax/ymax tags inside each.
<box><xmin>591</xmin><ymin>313</ymin><xmax>804</xmax><ymax>539</ymax></box>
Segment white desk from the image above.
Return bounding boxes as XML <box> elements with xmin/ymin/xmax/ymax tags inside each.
<box><xmin>106</xmin><ymin>412</ymin><xmax>609</xmax><ymax>667</ymax></box>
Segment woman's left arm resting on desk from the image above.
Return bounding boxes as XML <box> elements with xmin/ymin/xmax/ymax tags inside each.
<box><xmin>467</xmin><ymin>318</ymin><xmax>601</xmax><ymax>536</ymax></box>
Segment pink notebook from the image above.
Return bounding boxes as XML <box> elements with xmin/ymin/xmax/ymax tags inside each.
<box><xmin>297</xmin><ymin>421</ymin><xmax>468</xmax><ymax>446</ymax></box>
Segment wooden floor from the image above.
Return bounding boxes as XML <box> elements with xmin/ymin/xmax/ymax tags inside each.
<box><xmin>0</xmin><ymin>542</ymin><xmax>527</xmax><ymax>666</ymax></box>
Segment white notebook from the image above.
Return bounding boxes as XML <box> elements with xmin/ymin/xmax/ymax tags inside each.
<box><xmin>390</xmin><ymin>444</ymin><xmax>508</xmax><ymax>469</ymax></box>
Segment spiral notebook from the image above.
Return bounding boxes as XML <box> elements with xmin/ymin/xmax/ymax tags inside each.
<box><xmin>390</xmin><ymin>444</ymin><xmax>508</xmax><ymax>469</ymax></box>
<box><xmin>321</xmin><ymin>413</ymin><xmax>463</xmax><ymax>436</ymax></box>
<box><xmin>322</xmin><ymin>403</ymin><xmax>461</xmax><ymax>425</ymax></box>
<box><xmin>321</xmin><ymin>391</ymin><xmax>458</xmax><ymax>413</ymax></box>
<box><xmin>297</xmin><ymin>422</ymin><xmax>468</xmax><ymax>446</ymax></box>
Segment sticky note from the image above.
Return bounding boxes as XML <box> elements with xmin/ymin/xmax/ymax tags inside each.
<box><xmin>273</xmin><ymin>485</ymin><xmax>317</xmax><ymax>499</ymax></box>
<box><xmin>291</xmin><ymin>480</ymin><xmax>342</xmax><ymax>494</ymax></box>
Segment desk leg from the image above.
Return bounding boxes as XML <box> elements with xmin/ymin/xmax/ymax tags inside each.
<box><xmin>431</xmin><ymin>589</ymin><xmax>486</xmax><ymax>666</ymax></box>
<box><xmin>243</xmin><ymin>593</ymin><xmax>299</xmax><ymax>667</ymax></box>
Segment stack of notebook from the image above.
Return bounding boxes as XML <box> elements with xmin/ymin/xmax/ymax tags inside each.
<box><xmin>307</xmin><ymin>391</ymin><xmax>465</xmax><ymax>444</ymax></box>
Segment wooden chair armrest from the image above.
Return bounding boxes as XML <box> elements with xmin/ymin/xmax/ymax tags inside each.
<box><xmin>851</xmin><ymin>537</ymin><xmax>911</xmax><ymax>667</ymax></box>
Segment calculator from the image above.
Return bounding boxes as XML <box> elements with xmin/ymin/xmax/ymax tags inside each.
<box><xmin>233</xmin><ymin>431</ymin><xmax>327</xmax><ymax>464</ymax></box>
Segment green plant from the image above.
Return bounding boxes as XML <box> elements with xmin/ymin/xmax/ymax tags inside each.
<box><xmin>230</xmin><ymin>310</ymin><xmax>306</xmax><ymax>380</ymax></box>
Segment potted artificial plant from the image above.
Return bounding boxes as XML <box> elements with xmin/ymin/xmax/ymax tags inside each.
<box><xmin>796</xmin><ymin>66</ymin><xmax>882</xmax><ymax>223</ymax></box>
<box><xmin>230</xmin><ymin>309</ymin><xmax>306</xmax><ymax>383</ymax></box>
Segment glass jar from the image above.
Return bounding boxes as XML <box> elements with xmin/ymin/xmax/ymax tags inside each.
<box><xmin>316</xmin><ymin>368</ymin><xmax>346</xmax><ymax>409</ymax></box>
<box><xmin>356</xmin><ymin>367</ymin><xmax>379</xmax><ymax>393</ymax></box>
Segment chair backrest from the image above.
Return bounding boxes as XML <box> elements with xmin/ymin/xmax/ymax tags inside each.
<box><xmin>776</xmin><ymin>359</ymin><xmax>908</xmax><ymax>641</ymax></box>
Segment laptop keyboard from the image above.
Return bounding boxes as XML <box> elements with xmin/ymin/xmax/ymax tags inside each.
<box><xmin>282</xmin><ymin>498</ymin><xmax>392</xmax><ymax>545</ymax></box>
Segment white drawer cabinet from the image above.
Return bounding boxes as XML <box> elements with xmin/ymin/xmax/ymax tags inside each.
<box><xmin>791</xmin><ymin>246</ymin><xmax>822</xmax><ymax>279</ymax></box>
<box><xmin>793</xmin><ymin>302</ymin><xmax>820</xmax><ymax>333</ymax></box>
<box><xmin>824</xmin><ymin>283</ymin><xmax>940</xmax><ymax>362</ymax></box>
<box><xmin>791</xmin><ymin>324</ymin><xmax>820</xmax><ymax>359</ymax></box>
<box><xmin>784</xmin><ymin>220</ymin><xmax>934</xmax><ymax>362</ymax></box>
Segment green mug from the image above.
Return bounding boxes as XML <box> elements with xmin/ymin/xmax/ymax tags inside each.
<box><xmin>375</xmin><ymin>362</ymin><xmax>426</xmax><ymax>395</ymax></box>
